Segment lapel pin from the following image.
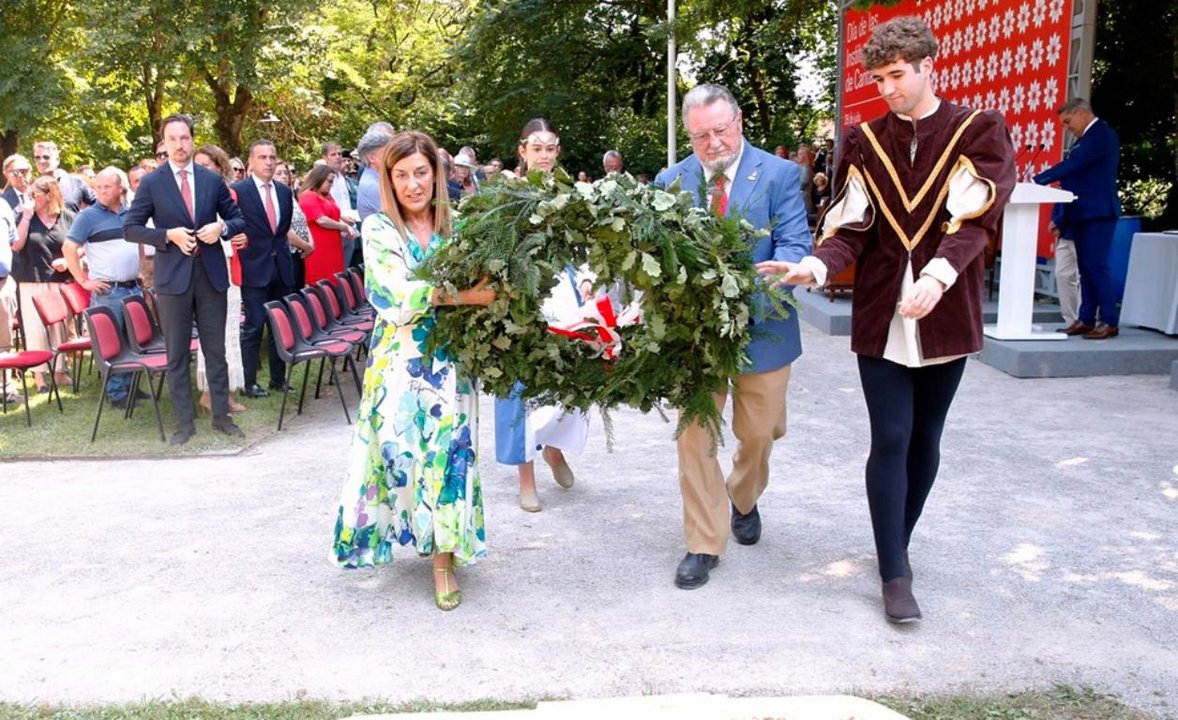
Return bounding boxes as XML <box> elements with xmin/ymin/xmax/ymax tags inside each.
<box><xmin>747</xmin><ymin>170</ymin><xmax>759</xmax><ymax>182</ymax></box>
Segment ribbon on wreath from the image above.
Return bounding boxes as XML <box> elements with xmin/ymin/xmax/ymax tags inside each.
<box><xmin>547</xmin><ymin>294</ymin><xmax>641</xmax><ymax>362</ymax></box>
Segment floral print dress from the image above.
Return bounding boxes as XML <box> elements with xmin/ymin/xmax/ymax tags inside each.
<box><xmin>332</xmin><ymin>213</ymin><xmax>486</xmax><ymax>568</ymax></box>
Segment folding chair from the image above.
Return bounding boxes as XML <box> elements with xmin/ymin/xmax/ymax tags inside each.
<box><xmin>264</xmin><ymin>300</ymin><xmax>356</xmax><ymax>430</ymax></box>
<box><xmin>284</xmin><ymin>293</ymin><xmax>363</xmax><ymax>396</ymax></box>
<box><xmin>83</xmin><ymin>306</ymin><xmax>169</xmax><ymax>442</ymax></box>
<box><xmin>30</xmin><ymin>290</ymin><xmax>92</xmax><ymax>395</ymax></box>
<box><xmin>0</xmin><ymin>350</ymin><xmax>62</xmax><ymax>426</ymax></box>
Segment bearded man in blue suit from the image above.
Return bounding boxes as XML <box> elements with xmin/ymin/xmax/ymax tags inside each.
<box><xmin>655</xmin><ymin>84</ymin><xmax>812</xmax><ymax>589</ymax></box>
<box><xmin>125</xmin><ymin>114</ymin><xmax>247</xmax><ymax>445</ymax></box>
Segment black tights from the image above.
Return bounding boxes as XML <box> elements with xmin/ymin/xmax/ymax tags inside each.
<box><xmin>857</xmin><ymin>354</ymin><xmax>966</xmax><ymax>582</ymax></box>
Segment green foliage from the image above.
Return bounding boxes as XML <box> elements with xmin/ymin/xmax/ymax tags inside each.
<box><xmin>1119</xmin><ymin>177</ymin><xmax>1173</xmax><ymax>220</ymax></box>
<box><xmin>417</xmin><ymin>169</ymin><xmax>793</xmax><ymax>441</ymax></box>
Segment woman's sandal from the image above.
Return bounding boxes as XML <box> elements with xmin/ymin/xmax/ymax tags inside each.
<box><xmin>434</xmin><ymin>567</ymin><xmax>462</xmax><ymax>611</ymax></box>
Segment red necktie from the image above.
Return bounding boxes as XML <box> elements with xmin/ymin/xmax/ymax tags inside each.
<box><xmin>263</xmin><ymin>182</ymin><xmax>278</xmax><ymax>233</ymax></box>
<box><xmin>179</xmin><ymin>169</ymin><xmax>194</xmax><ymax>222</ymax></box>
<box><xmin>710</xmin><ymin>174</ymin><xmax>728</xmax><ymax>216</ymax></box>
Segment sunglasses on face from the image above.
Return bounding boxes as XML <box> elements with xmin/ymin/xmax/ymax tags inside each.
<box><xmin>156</xmin><ymin>151</ymin><xmax>168</xmax><ymax>159</ymax></box>
<box><xmin>9</xmin><ymin>168</ymin><xmax>30</xmax><ymax>175</ymax></box>
<box><xmin>34</xmin><ymin>155</ymin><xmax>53</xmax><ymax>161</ymax></box>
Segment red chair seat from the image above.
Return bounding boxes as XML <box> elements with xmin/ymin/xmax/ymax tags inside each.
<box><xmin>0</xmin><ymin>350</ymin><xmax>54</xmax><ymax>368</ymax></box>
<box><xmin>58</xmin><ymin>338</ymin><xmax>92</xmax><ymax>352</ymax></box>
<box><xmin>110</xmin><ymin>354</ymin><xmax>170</xmax><ymax>372</ymax></box>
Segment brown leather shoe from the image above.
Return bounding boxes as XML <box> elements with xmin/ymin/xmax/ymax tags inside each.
<box><xmin>1083</xmin><ymin>323</ymin><xmax>1119</xmax><ymax>340</ymax></box>
<box><xmin>1061</xmin><ymin>320</ymin><xmax>1094</xmax><ymax>336</ymax></box>
<box><xmin>882</xmin><ymin>577</ymin><xmax>922</xmax><ymax>623</ymax></box>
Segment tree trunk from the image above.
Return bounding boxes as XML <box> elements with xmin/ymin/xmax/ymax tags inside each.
<box><xmin>1</xmin><ymin>129</ymin><xmax>19</xmax><ymax>160</ymax></box>
<box><xmin>202</xmin><ymin>67</ymin><xmax>254</xmax><ymax>159</ymax></box>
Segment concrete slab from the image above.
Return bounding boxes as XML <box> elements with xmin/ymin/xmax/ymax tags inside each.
<box><xmin>796</xmin><ymin>289</ymin><xmax>1064</xmax><ymax>338</ymax></box>
<box><xmin>978</xmin><ymin>326</ymin><xmax>1178</xmax><ymax>377</ymax></box>
<box><xmin>348</xmin><ymin>693</ymin><xmax>910</xmax><ymax>720</ymax></box>
<box><xmin>1171</xmin><ymin>360</ymin><xmax>1178</xmax><ymax>390</ymax></box>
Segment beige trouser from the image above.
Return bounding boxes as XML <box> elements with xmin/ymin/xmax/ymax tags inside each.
<box><xmin>17</xmin><ymin>281</ymin><xmax>67</xmax><ymax>373</ymax></box>
<box><xmin>676</xmin><ymin>363</ymin><xmax>792</xmax><ymax>555</ymax></box>
<box><xmin>0</xmin><ymin>276</ymin><xmax>17</xmax><ymax>350</ymax></box>
<box><xmin>1055</xmin><ymin>237</ymin><xmax>1081</xmax><ymax>325</ymax></box>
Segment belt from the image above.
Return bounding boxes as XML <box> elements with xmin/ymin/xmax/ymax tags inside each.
<box><xmin>107</xmin><ymin>279</ymin><xmax>141</xmax><ymax>288</ymax></box>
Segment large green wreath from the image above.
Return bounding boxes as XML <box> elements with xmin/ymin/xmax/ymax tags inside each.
<box><xmin>416</xmin><ymin>168</ymin><xmax>792</xmax><ymax>438</ymax></box>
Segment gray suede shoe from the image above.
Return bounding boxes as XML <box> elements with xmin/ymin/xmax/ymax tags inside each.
<box><xmin>882</xmin><ymin>577</ymin><xmax>922</xmax><ymax>624</ymax></box>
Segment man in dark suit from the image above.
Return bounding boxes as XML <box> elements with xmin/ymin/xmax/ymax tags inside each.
<box><xmin>655</xmin><ymin>83</ymin><xmax>812</xmax><ymax>589</ymax></box>
<box><xmin>2</xmin><ymin>154</ymin><xmax>34</xmax><ymax>212</ymax></box>
<box><xmin>231</xmin><ymin>139</ymin><xmax>294</xmax><ymax>398</ymax></box>
<box><xmin>1034</xmin><ymin>98</ymin><xmax>1121</xmax><ymax>339</ymax></box>
<box><xmin>124</xmin><ymin>114</ymin><xmax>247</xmax><ymax>445</ymax></box>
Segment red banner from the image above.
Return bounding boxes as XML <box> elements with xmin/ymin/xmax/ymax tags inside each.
<box><xmin>841</xmin><ymin>0</ymin><xmax>1073</xmax><ymax>256</ymax></box>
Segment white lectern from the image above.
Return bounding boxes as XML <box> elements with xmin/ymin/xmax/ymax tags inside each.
<box><xmin>984</xmin><ymin>182</ymin><xmax>1075</xmax><ymax>340</ymax></box>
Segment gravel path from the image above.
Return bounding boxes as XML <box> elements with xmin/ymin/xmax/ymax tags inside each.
<box><xmin>2</xmin><ymin>323</ymin><xmax>1175</xmax><ymax>717</ymax></box>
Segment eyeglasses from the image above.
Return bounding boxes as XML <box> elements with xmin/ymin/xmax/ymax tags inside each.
<box><xmin>155</xmin><ymin>151</ymin><xmax>169</xmax><ymax>159</ymax></box>
<box><xmin>33</xmin><ymin>155</ymin><xmax>53</xmax><ymax>161</ymax></box>
<box><xmin>231</xmin><ymin>166</ymin><xmax>245</xmax><ymax>174</ymax></box>
<box><xmin>687</xmin><ymin>116</ymin><xmax>740</xmax><ymax>142</ymax></box>
<box><xmin>9</xmin><ymin>168</ymin><xmax>30</xmax><ymax>175</ymax></box>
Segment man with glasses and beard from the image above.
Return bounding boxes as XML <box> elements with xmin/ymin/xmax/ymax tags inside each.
<box><xmin>655</xmin><ymin>83</ymin><xmax>811</xmax><ymax>590</ymax></box>
<box><xmin>3</xmin><ymin>154</ymin><xmax>34</xmax><ymax>212</ymax></box>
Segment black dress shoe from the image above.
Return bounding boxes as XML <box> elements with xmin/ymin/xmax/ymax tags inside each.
<box><xmin>674</xmin><ymin>552</ymin><xmax>719</xmax><ymax>590</ymax></box>
<box><xmin>267</xmin><ymin>381</ymin><xmax>294</xmax><ymax>393</ymax></box>
<box><xmin>212</xmin><ymin>414</ymin><xmax>245</xmax><ymax>438</ymax></box>
<box><xmin>731</xmin><ymin>503</ymin><xmax>762</xmax><ymax>545</ymax></box>
<box><xmin>240</xmin><ymin>383</ymin><xmax>270</xmax><ymax>398</ymax></box>
<box><xmin>170</xmin><ymin>424</ymin><xmax>196</xmax><ymax>446</ymax></box>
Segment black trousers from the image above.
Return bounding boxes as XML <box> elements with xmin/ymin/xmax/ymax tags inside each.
<box><xmin>240</xmin><ymin>259</ymin><xmax>291</xmax><ymax>388</ymax></box>
<box><xmin>157</xmin><ymin>260</ymin><xmax>229</xmax><ymax>424</ymax></box>
<box><xmin>857</xmin><ymin>354</ymin><xmax>967</xmax><ymax>582</ymax></box>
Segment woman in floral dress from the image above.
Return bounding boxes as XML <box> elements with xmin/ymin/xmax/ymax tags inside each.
<box><xmin>332</xmin><ymin>131</ymin><xmax>495</xmax><ymax>611</ymax></box>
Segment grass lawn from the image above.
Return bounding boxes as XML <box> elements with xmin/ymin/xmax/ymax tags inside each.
<box><xmin>0</xmin><ymin>357</ymin><xmax>355</xmax><ymax>460</ymax></box>
<box><xmin>0</xmin><ymin>686</ymin><xmax>1157</xmax><ymax>719</ymax></box>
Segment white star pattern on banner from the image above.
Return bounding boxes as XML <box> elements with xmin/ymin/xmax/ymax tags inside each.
<box><xmin>1026</xmin><ymin>119</ymin><xmax>1039</xmax><ymax>147</ymax></box>
<box><xmin>1003</xmin><ymin>8</ymin><xmax>1016</xmax><ymax>38</ymax></box>
<box><xmin>1015</xmin><ymin>43</ymin><xmax>1029</xmax><ymax>73</ymax></box>
<box><xmin>1011</xmin><ymin>122</ymin><xmax>1024</xmax><ymax>148</ymax></box>
<box><xmin>987</xmin><ymin>52</ymin><xmax>1000</xmax><ymax>78</ymax></box>
<box><xmin>1042</xmin><ymin>121</ymin><xmax>1057</xmax><ymax>150</ymax></box>
<box><xmin>1013</xmin><ymin>83</ymin><xmax>1027</xmax><ymax>113</ymax></box>
<box><xmin>1030</xmin><ymin>37</ymin><xmax>1045</xmax><ymax>70</ymax></box>
<box><xmin>1001</xmin><ymin>48</ymin><xmax>1014</xmax><ymax>77</ymax></box>
<box><xmin>964</xmin><ymin>22</ymin><xmax>976</xmax><ymax>52</ymax></box>
<box><xmin>966</xmin><ymin>0</ymin><xmax>978</xmax><ymax>16</ymax></box>
<box><xmin>1047</xmin><ymin>34</ymin><xmax>1062</xmax><ymax>65</ymax></box>
<box><xmin>1028</xmin><ymin>79</ymin><xmax>1043</xmax><ymax>110</ymax></box>
<box><xmin>1017</xmin><ymin>1</ymin><xmax>1031</xmax><ymax>32</ymax></box>
<box><xmin>986</xmin><ymin>89</ymin><xmax>997</xmax><ymax>108</ymax></box>
<box><xmin>962</xmin><ymin>58</ymin><xmax>975</xmax><ymax>86</ymax></box>
<box><xmin>988</xmin><ymin>15</ymin><xmax>1001</xmax><ymax>44</ymax></box>
<box><xmin>1032</xmin><ymin>0</ymin><xmax>1048</xmax><ymax>27</ymax></box>
<box><xmin>1049</xmin><ymin>0</ymin><xmax>1065</xmax><ymax>21</ymax></box>
<box><xmin>1044</xmin><ymin>77</ymin><xmax>1060</xmax><ymax>108</ymax></box>
<box><xmin>998</xmin><ymin>86</ymin><xmax>1011</xmax><ymax>113</ymax></box>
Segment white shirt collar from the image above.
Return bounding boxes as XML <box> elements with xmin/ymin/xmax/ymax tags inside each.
<box><xmin>1082</xmin><ymin>116</ymin><xmax>1099</xmax><ymax>136</ymax></box>
<box><xmin>896</xmin><ymin>98</ymin><xmax>942</xmax><ymax>122</ymax></box>
<box><xmin>168</xmin><ymin>159</ymin><xmax>194</xmax><ymax>176</ymax></box>
<box><xmin>252</xmin><ymin>174</ymin><xmax>275</xmax><ymax>191</ymax></box>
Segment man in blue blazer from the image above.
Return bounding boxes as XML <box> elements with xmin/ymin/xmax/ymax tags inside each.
<box><xmin>231</xmin><ymin>140</ymin><xmax>294</xmax><ymax>399</ymax></box>
<box><xmin>124</xmin><ymin>114</ymin><xmax>246</xmax><ymax>445</ymax></box>
<box><xmin>655</xmin><ymin>83</ymin><xmax>812</xmax><ymax>589</ymax></box>
<box><xmin>1034</xmin><ymin>98</ymin><xmax>1121</xmax><ymax>339</ymax></box>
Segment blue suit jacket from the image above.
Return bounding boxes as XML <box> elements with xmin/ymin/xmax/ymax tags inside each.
<box><xmin>655</xmin><ymin>140</ymin><xmax>812</xmax><ymax>373</ymax></box>
<box><xmin>124</xmin><ymin>163</ymin><xmax>246</xmax><ymax>294</ymax></box>
<box><xmin>1033</xmin><ymin>118</ymin><xmax>1121</xmax><ymax>237</ymax></box>
<box><xmin>231</xmin><ymin>177</ymin><xmax>294</xmax><ymax>289</ymax></box>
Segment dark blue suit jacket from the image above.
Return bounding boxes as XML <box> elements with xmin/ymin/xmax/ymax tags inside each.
<box><xmin>654</xmin><ymin>140</ymin><xmax>812</xmax><ymax>373</ymax></box>
<box><xmin>230</xmin><ymin>177</ymin><xmax>294</xmax><ymax>288</ymax></box>
<box><xmin>1033</xmin><ymin>118</ymin><xmax>1120</xmax><ymax>236</ymax></box>
<box><xmin>124</xmin><ymin>163</ymin><xmax>246</xmax><ymax>294</ymax></box>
